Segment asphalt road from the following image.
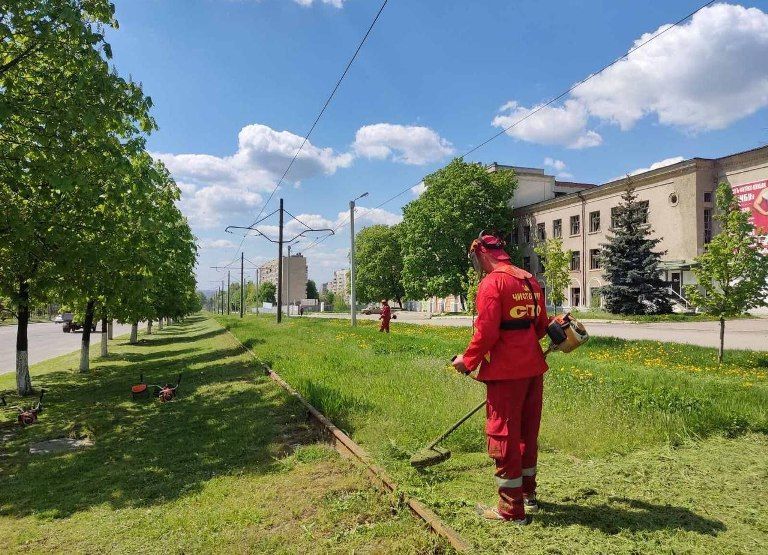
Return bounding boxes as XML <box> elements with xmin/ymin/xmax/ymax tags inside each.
<box><xmin>0</xmin><ymin>322</ymin><xmax>134</xmax><ymax>375</ymax></box>
<box><xmin>306</xmin><ymin>311</ymin><xmax>768</xmax><ymax>351</ymax></box>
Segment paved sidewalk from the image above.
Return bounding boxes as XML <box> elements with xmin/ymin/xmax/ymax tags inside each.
<box><xmin>307</xmin><ymin>312</ymin><xmax>768</xmax><ymax>351</ymax></box>
<box><xmin>0</xmin><ymin>322</ymin><xmax>134</xmax><ymax>374</ymax></box>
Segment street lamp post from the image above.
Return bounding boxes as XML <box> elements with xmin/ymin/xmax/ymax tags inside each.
<box><xmin>349</xmin><ymin>192</ymin><xmax>368</xmax><ymax>327</ymax></box>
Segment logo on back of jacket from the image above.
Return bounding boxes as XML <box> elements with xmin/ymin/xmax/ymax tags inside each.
<box><xmin>508</xmin><ymin>289</ymin><xmax>540</xmax><ymax>319</ymax></box>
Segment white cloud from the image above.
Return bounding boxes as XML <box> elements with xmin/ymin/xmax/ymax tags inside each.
<box><xmin>492</xmin><ymin>100</ymin><xmax>603</xmax><ymax>149</ymax></box>
<box><xmin>628</xmin><ymin>156</ymin><xmax>685</xmax><ymax>177</ymax></box>
<box><xmin>544</xmin><ymin>158</ymin><xmax>567</xmax><ymax>172</ymax></box>
<box><xmin>199</xmin><ymin>238</ymin><xmax>239</xmax><ymax>249</ymax></box>
<box><xmin>411</xmin><ymin>181</ymin><xmax>426</xmax><ymax>196</ymax></box>
<box><xmin>294</xmin><ymin>0</ymin><xmax>345</xmax><ymax>7</ymax></box>
<box><xmin>353</xmin><ymin>123</ymin><xmax>455</xmax><ymax>165</ymax></box>
<box><xmin>349</xmin><ymin>205</ymin><xmax>403</xmax><ymax>226</ymax></box>
<box><xmin>493</xmin><ymin>4</ymin><xmax>768</xmax><ymax>147</ymax></box>
<box><xmin>574</xmin><ymin>4</ymin><xmax>768</xmax><ymax>132</ymax></box>
<box><xmin>157</xmin><ymin>123</ymin><xmax>352</xmax><ymax>229</ymax></box>
<box><xmin>178</xmin><ymin>185</ymin><xmax>264</xmax><ymax>229</ymax></box>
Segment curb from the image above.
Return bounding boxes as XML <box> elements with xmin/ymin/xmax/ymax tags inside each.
<box><xmin>222</xmin><ymin>326</ymin><xmax>471</xmax><ymax>554</ymax></box>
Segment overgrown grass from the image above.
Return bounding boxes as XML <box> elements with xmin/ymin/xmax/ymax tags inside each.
<box><xmin>221</xmin><ymin>314</ymin><xmax>768</xmax><ymax>553</ymax></box>
<box><xmin>0</xmin><ymin>316</ymin><xmax>444</xmax><ymax>554</ymax></box>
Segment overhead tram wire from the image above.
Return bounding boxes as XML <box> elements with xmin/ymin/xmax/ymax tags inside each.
<box><xmin>220</xmin><ymin>0</ymin><xmax>390</xmax><ymax>269</ymax></box>
<box><xmin>296</xmin><ymin>0</ymin><xmax>718</xmax><ymax>254</ymax></box>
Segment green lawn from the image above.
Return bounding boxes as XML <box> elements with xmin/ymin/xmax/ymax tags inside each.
<box><xmin>0</xmin><ymin>316</ymin><xmax>444</xmax><ymax>554</ymax></box>
<box><xmin>221</xmin><ymin>314</ymin><xmax>768</xmax><ymax>554</ymax></box>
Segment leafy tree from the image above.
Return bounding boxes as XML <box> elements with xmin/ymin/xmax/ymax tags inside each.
<box><xmin>306</xmin><ymin>280</ymin><xmax>319</xmax><ymax>300</ymax></box>
<box><xmin>686</xmin><ymin>183</ymin><xmax>768</xmax><ymax>363</ymax></box>
<box><xmin>600</xmin><ymin>188</ymin><xmax>672</xmax><ymax>315</ymax></box>
<box><xmin>0</xmin><ymin>2</ymin><xmax>154</xmax><ymax>392</ymax></box>
<box><xmin>354</xmin><ymin>224</ymin><xmax>405</xmax><ymax>308</ymax></box>
<box><xmin>257</xmin><ymin>282</ymin><xmax>276</xmax><ymax>304</ymax></box>
<box><xmin>400</xmin><ymin>159</ymin><xmax>516</xmax><ymax>305</ymax></box>
<box><xmin>534</xmin><ymin>237</ymin><xmax>571</xmax><ymax>311</ymax></box>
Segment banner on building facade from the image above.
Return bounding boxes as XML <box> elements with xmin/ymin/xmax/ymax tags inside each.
<box><xmin>731</xmin><ymin>179</ymin><xmax>768</xmax><ymax>237</ymax></box>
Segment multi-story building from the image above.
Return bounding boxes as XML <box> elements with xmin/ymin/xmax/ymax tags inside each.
<box><xmin>259</xmin><ymin>253</ymin><xmax>308</xmax><ymax>305</ymax></box>
<box><xmin>329</xmin><ymin>268</ymin><xmax>349</xmax><ymax>302</ymax></box>
<box><xmin>514</xmin><ymin>145</ymin><xmax>768</xmax><ymax>310</ymax></box>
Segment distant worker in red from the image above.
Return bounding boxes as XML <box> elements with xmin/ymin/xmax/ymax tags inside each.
<box><xmin>452</xmin><ymin>231</ymin><xmax>549</xmax><ymax>524</ymax></box>
<box><xmin>379</xmin><ymin>299</ymin><xmax>392</xmax><ymax>333</ymax></box>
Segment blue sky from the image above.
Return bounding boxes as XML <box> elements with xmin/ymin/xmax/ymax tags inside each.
<box><xmin>105</xmin><ymin>0</ymin><xmax>768</xmax><ymax>288</ymax></box>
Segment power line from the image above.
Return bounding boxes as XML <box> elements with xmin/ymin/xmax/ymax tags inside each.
<box><xmin>297</xmin><ymin>0</ymin><xmax>718</xmax><ymax>254</ymax></box>
<box><xmin>220</xmin><ymin>0</ymin><xmax>389</xmax><ymax>270</ymax></box>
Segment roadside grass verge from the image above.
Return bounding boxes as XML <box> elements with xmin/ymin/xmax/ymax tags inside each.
<box><xmin>221</xmin><ymin>314</ymin><xmax>768</xmax><ymax>553</ymax></box>
<box><xmin>569</xmin><ymin>309</ymin><xmax>755</xmax><ymax>322</ymax></box>
<box><xmin>0</xmin><ymin>315</ymin><xmax>444</xmax><ymax>554</ymax></box>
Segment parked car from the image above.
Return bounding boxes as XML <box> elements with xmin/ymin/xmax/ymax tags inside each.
<box><xmin>361</xmin><ymin>303</ymin><xmax>401</xmax><ymax>315</ymax></box>
<box><xmin>55</xmin><ymin>312</ymin><xmax>96</xmax><ymax>333</ymax></box>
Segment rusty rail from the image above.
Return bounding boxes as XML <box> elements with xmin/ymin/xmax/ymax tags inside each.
<box><xmin>224</xmin><ymin>327</ymin><xmax>471</xmax><ymax>553</ymax></box>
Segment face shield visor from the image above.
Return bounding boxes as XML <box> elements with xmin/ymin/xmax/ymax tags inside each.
<box><xmin>468</xmin><ymin>240</ymin><xmax>484</xmax><ymax>274</ymax></box>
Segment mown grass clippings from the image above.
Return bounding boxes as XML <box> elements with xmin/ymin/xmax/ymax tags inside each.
<box><xmin>0</xmin><ymin>316</ymin><xmax>446</xmax><ymax>554</ymax></box>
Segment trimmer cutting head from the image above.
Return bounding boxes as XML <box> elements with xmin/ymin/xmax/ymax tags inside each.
<box><xmin>410</xmin><ymin>446</ymin><xmax>451</xmax><ymax>468</ymax></box>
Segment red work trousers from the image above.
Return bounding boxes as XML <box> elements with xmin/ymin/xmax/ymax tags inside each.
<box><xmin>379</xmin><ymin>318</ymin><xmax>390</xmax><ymax>333</ymax></box>
<box><xmin>485</xmin><ymin>375</ymin><xmax>543</xmax><ymax>520</ymax></box>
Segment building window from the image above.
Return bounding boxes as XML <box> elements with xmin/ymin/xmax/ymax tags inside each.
<box><xmin>512</xmin><ymin>227</ymin><xmax>519</xmax><ymax>245</ymax></box>
<box><xmin>523</xmin><ymin>225</ymin><xmax>531</xmax><ymax>243</ymax></box>
<box><xmin>611</xmin><ymin>207</ymin><xmax>620</xmax><ymax>229</ymax></box>
<box><xmin>523</xmin><ymin>256</ymin><xmax>531</xmax><ymax>272</ymax></box>
<box><xmin>571</xmin><ymin>287</ymin><xmax>581</xmax><ymax>307</ymax></box>
<box><xmin>570</xmin><ymin>250</ymin><xmax>580</xmax><ymax>271</ymax></box>
<box><xmin>553</xmin><ymin>219</ymin><xmax>562</xmax><ymax>238</ymax></box>
<box><xmin>590</xmin><ymin>249</ymin><xmax>601</xmax><ymax>270</ymax></box>
<box><xmin>704</xmin><ymin>191</ymin><xmax>713</xmax><ymax>203</ymax></box>
<box><xmin>639</xmin><ymin>200</ymin><xmax>649</xmax><ymax>224</ymax></box>
<box><xmin>536</xmin><ymin>222</ymin><xmax>546</xmax><ymax>241</ymax></box>
<box><xmin>570</xmin><ymin>215</ymin><xmax>580</xmax><ymax>236</ymax></box>
<box><xmin>589</xmin><ymin>211</ymin><xmax>601</xmax><ymax>233</ymax></box>
<box><xmin>704</xmin><ymin>208</ymin><xmax>712</xmax><ymax>244</ymax></box>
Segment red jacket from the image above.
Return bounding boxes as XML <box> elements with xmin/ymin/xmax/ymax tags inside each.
<box><xmin>463</xmin><ymin>264</ymin><xmax>549</xmax><ymax>381</ymax></box>
<box><xmin>380</xmin><ymin>305</ymin><xmax>391</xmax><ymax>320</ymax></box>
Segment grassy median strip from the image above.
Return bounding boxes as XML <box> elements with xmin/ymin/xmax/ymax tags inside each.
<box><xmin>221</xmin><ymin>314</ymin><xmax>768</xmax><ymax>554</ymax></box>
<box><xmin>0</xmin><ymin>315</ymin><xmax>445</xmax><ymax>554</ymax></box>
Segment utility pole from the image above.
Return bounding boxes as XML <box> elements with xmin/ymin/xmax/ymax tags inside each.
<box><xmin>286</xmin><ymin>244</ymin><xmax>292</xmax><ymax>316</ymax></box>
<box><xmin>221</xmin><ymin>280</ymin><xmax>224</xmax><ymax>314</ymax></box>
<box><xmin>224</xmin><ymin>197</ymin><xmax>332</xmax><ymax>324</ymax></box>
<box><xmin>349</xmin><ymin>192</ymin><xmax>368</xmax><ymax>327</ymax></box>
<box><xmin>277</xmin><ymin>198</ymin><xmax>284</xmax><ymax>323</ymax></box>
<box><xmin>227</xmin><ymin>271</ymin><xmax>231</xmax><ymax>315</ymax></box>
<box><xmin>255</xmin><ymin>268</ymin><xmax>260</xmax><ymax>315</ymax></box>
<box><xmin>240</xmin><ymin>252</ymin><xmax>244</xmax><ymax>318</ymax></box>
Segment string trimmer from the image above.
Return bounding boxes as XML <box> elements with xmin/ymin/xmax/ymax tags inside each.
<box><xmin>15</xmin><ymin>389</ymin><xmax>46</xmax><ymax>427</ymax></box>
<box><xmin>410</xmin><ymin>314</ymin><xmax>589</xmax><ymax>469</ymax></box>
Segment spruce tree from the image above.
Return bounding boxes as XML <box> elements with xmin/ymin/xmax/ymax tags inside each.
<box><xmin>601</xmin><ymin>188</ymin><xmax>672</xmax><ymax>314</ymax></box>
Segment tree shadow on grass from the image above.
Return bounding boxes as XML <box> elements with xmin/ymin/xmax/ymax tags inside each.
<box><xmin>538</xmin><ymin>497</ymin><xmax>726</xmax><ymax>536</ymax></box>
<box><xmin>0</xmin><ymin>319</ymin><xmax>317</xmax><ymax>519</ymax></box>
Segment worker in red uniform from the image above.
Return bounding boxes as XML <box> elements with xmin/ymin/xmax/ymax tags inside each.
<box><xmin>453</xmin><ymin>232</ymin><xmax>549</xmax><ymax>524</ymax></box>
<box><xmin>379</xmin><ymin>299</ymin><xmax>392</xmax><ymax>333</ymax></box>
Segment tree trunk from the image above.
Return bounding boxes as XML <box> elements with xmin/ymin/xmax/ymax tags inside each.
<box><xmin>158</xmin><ymin>317</ymin><xmax>163</xmax><ymax>331</ymax></box>
<box><xmin>460</xmin><ymin>295</ymin><xmax>466</xmax><ymax>312</ymax></box>
<box><xmin>100</xmin><ymin>316</ymin><xmax>108</xmax><ymax>357</ymax></box>
<box><xmin>108</xmin><ymin>320</ymin><xmax>114</xmax><ymax>340</ymax></box>
<box><xmin>15</xmin><ymin>278</ymin><xmax>32</xmax><ymax>396</ymax></box>
<box><xmin>130</xmin><ymin>322</ymin><xmax>138</xmax><ymax>344</ymax></box>
<box><xmin>396</xmin><ymin>297</ymin><xmax>403</xmax><ymax>309</ymax></box>
<box><xmin>79</xmin><ymin>299</ymin><xmax>96</xmax><ymax>373</ymax></box>
<box><xmin>718</xmin><ymin>317</ymin><xmax>725</xmax><ymax>364</ymax></box>
<box><xmin>147</xmin><ymin>320</ymin><xmax>152</xmax><ymax>335</ymax></box>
